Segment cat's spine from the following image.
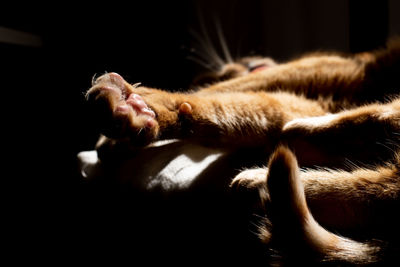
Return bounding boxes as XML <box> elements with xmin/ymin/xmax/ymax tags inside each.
<box><xmin>264</xmin><ymin>146</ymin><xmax>380</xmax><ymax>265</ymax></box>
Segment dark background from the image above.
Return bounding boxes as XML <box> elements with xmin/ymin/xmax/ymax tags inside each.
<box><xmin>2</xmin><ymin>0</ymin><xmax>399</xmax><ymax>264</ymax></box>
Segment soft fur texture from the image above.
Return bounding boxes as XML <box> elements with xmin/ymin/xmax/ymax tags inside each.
<box><xmin>85</xmin><ymin>38</ymin><xmax>400</xmax><ymax>265</ymax></box>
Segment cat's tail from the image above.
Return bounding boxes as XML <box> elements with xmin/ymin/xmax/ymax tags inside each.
<box><xmin>263</xmin><ymin>146</ymin><xmax>380</xmax><ymax>265</ymax></box>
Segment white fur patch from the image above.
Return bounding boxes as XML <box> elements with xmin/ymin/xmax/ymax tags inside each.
<box><xmin>283</xmin><ymin>113</ymin><xmax>338</xmax><ymax>131</ymax></box>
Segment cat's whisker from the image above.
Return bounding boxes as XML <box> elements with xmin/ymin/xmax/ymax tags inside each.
<box><xmin>189</xmin><ymin>43</ymin><xmax>221</xmax><ymax>70</ymax></box>
<box><xmin>235</xmin><ymin>37</ymin><xmax>243</xmax><ymax>62</ymax></box>
<box><xmin>215</xmin><ymin>19</ymin><xmax>233</xmax><ymax>64</ymax></box>
<box><xmin>186</xmin><ymin>55</ymin><xmax>216</xmax><ymax>71</ymax></box>
<box><xmin>189</xmin><ymin>29</ymin><xmax>225</xmax><ymax>69</ymax></box>
<box><xmin>195</xmin><ymin>12</ymin><xmax>226</xmax><ymax>69</ymax></box>
<box><xmin>189</xmin><ymin>31</ymin><xmax>214</xmax><ymax>64</ymax></box>
<box><xmin>188</xmin><ymin>40</ymin><xmax>212</xmax><ymax>63</ymax></box>
<box><xmin>198</xmin><ymin>16</ymin><xmax>225</xmax><ymax>67</ymax></box>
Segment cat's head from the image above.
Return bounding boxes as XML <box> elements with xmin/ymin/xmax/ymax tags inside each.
<box><xmin>192</xmin><ymin>56</ymin><xmax>277</xmax><ymax>86</ymax></box>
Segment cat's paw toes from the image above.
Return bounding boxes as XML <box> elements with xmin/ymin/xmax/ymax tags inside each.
<box><xmin>122</xmin><ymin>93</ymin><xmax>156</xmax><ymax>125</ymax></box>
<box><xmin>231</xmin><ymin>168</ymin><xmax>269</xmax><ymax>206</ymax></box>
<box><xmin>230</xmin><ymin>168</ymin><xmax>267</xmax><ymax>191</ymax></box>
<box><xmin>86</xmin><ymin>72</ymin><xmax>159</xmax><ymax>143</ymax></box>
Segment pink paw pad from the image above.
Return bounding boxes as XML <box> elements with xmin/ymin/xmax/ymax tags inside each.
<box><xmin>115</xmin><ymin>104</ymin><xmax>130</xmax><ymax>113</ymax></box>
<box><xmin>126</xmin><ymin>93</ymin><xmax>156</xmax><ymax>118</ymax></box>
<box><xmin>145</xmin><ymin>118</ymin><xmax>157</xmax><ymax>128</ymax></box>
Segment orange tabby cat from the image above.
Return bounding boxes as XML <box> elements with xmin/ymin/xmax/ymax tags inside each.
<box><xmin>86</xmin><ymin>38</ymin><xmax>400</xmax><ymax>265</ymax></box>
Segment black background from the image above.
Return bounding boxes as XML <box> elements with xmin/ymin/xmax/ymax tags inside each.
<box><xmin>1</xmin><ymin>0</ymin><xmax>398</xmax><ymax>264</ymax></box>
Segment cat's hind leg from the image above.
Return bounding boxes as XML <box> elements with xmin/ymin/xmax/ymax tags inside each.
<box><xmin>264</xmin><ymin>146</ymin><xmax>380</xmax><ymax>264</ymax></box>
<box><xmin>232</xmin><ymin>147</ymin><xmax>382</xmax><ymax>264</ymax></box>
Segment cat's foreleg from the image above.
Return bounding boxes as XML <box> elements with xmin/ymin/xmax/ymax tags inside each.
<box><xmin>86</xmin><ymin>73</ymin><xmax>325</xmax><ymax>148</ymax></box>
<box><xmin>198</xmin><ymin>55</ymin><xmax>366</xmax><ymax>102</ymax></box>
<box><xmin>282</xmin><ymin>98</ymin><xmax>400</xmax><ymax>166</ymax></box>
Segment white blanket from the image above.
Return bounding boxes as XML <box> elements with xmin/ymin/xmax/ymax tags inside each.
<box><xmin>77</xmin><ymin>139</ymin><xmax>233</xmax><ymax>193</ymax></box>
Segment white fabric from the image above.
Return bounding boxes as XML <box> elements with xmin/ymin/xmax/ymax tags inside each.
<box><xmin>77</xmin><ymin>140</ymin><xmax>226</xmax><ymax>192</ymax></box>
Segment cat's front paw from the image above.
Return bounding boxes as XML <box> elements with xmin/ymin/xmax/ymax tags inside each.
<box><xmin>86</xmin><ymin>73</ymin><xmax>159</xmax><ymax>144</ymax></box>
<box><xmin>230</xmin><ymin>168</ymin><xmax>269</xmax><ymax>206</ymax></box>
<box><xmin>230</xmin><ymin>168</ymin><xmax>267</xmax><ymax>191</ymax></box>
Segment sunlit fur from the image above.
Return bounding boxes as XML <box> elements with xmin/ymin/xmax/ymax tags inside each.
<box><xmin>86</xmin><ymin>38</ymin><xmax>400</xmax><ymax>265</ymax></box>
